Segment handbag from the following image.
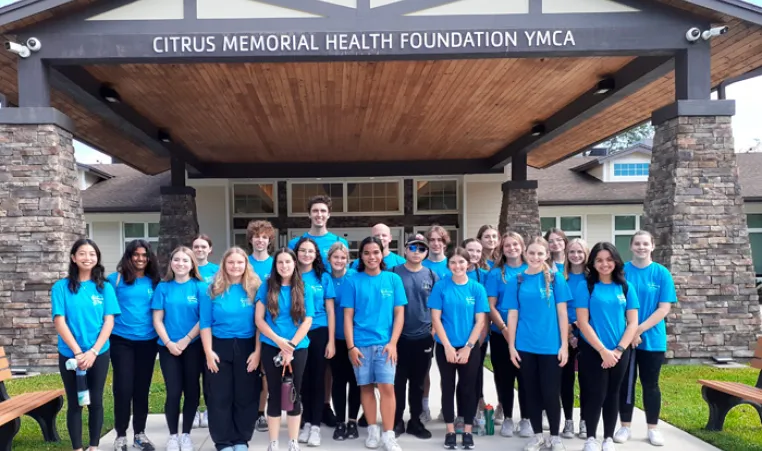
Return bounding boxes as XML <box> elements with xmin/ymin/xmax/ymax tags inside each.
<box><xmin>281</xmin><ymin>362</ymin><xmax>296</xmax><ymax>412</ymax></box>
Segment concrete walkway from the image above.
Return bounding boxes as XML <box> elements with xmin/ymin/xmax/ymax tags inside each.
<box><xmin>101</xmin><ymin>364</ymin><xmax>719</xmax><ymax>451</ymax></box>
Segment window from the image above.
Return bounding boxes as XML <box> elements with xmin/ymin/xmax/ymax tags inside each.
<box><xmin>85</xmin><ymin>223</ymin><xmax>91</xmax><ymax>239</ymax></box>
<box><xmin>124</xmin><ymin>222</ymin><xmax>159</xmax><ymax>248</ymax></box>
<box><xmin>415</xmin><ymin>179</ymin><xmax>458</xmax><ymax>213</ymax></box>
<box><xmin>613</xmin><ymin>215</ymin><xmax>644</xmax><ymax>261</ymax></box>
<box><xmin>289</xmin><ymin>181</ymin><xmax>402</xmax><ymax>215</ymax></box>
<box><xmin>614</xmin><ymin>163</ymin><xmax>650</xmax><ymax>177</ymax></box>
<box><xmin>232</xmin><ymin>183</ymin><xmax>276</xmax><ymax>216</ymax></box>
<box><xmin>540</xmin><ymin>216</ymin><xmax>583</xmax><ymax>238</ymax></box>
<box><xmin>748</xmin><ymin>214</ymin><xmax>762</xmax><ymax>275</ymax></box>
<box><xmin>291</xmin><ymin>183</ymin><xmax>344</xmax><ymax>214</ymax></box>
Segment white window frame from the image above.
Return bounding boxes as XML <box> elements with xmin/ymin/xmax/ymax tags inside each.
<box><xmin>85</xmin><ymin>223</ymin><xmax>92</xmax><ymax>239</ymax></box>
<box><xmin>413</xmin><ymin>177</ymin><xmax>460</xmax><ymax>214</ymax></box>
<box><xmin>287</xmin><ymin>179</ymin><xmax>404</xmax><ymax>216</ymax></box>
<box><xmin>540</xmin><ymin>216</ymin><xmax>585</xmax><ymax>239</ymax></box>
<box><xmin>746</xmin><ymin>214</ymin><xmax>762</xmax><ymax>277</ymax></box>
<box><xmin>122</xmin><ymin>222</ymin><xmax>160</xmax><ymax>246</ymax></box>
<box><xmin>611</xmin><ymin>215</ymin><xmax>641</xmax><ymax>242</ymax></box>
<box><xmin>613</xmin><ymin>162</ymin><xmax>650</xmax><ymax>177</ymax></box>
<box><xmin>231</xmin><ymin>182</ymin><xmax>278</xmax><ymax>218</ymax></box>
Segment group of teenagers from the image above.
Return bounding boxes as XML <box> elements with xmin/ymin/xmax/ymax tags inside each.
<box><xmin>52</xmin><ymin>194</ymin><xmax>677</xmax><ymax>451</ymax></box>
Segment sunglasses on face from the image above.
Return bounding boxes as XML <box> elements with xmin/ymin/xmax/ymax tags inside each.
<box><xmin>408</xmin><ymin>245</ymin><xmax>427</xmax><ymax>253</ymax></box>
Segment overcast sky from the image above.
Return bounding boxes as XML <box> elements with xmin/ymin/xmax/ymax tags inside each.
<box><xmin>1</xmin><ymin>0</ymin><xmax>761</xmax><ymax>162</ymax></box>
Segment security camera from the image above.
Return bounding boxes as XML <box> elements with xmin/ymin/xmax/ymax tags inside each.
<box><xmin>702</xmin><ymin>26</ymin><xmax>729</xmax><ymax>40</ymax></box>
<box><xmin>685</xmin><ymin>27</ymin><xmax>702</xmax><ymax>42</ymax></box>
<box><xmin>26</xmin><ymin>37</ymin><xmax>41</xmax><ymax>52</ymax></box>
<box><xmin>4</xmin><ymin>41</ymin><xmax>30</xmax><ymax>58</ymax></box>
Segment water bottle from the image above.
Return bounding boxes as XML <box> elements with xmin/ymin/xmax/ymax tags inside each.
<box><xmin>476</xmin><ymin>410</ymin><xmax>486</xmax><ymax>436</ymax></box>
<box><xmin>75</xmin><ymin>368</ymin><xmax>90</xmax><ymax>406</ymax></box>
<box><xmin>484</xmin><ymin>404</ymin><xmax>495</xmax><ymax>436</ymax></box>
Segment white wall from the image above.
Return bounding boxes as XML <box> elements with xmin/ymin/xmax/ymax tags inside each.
<box><xmin>84</xmin><ymin>213</ymin><xmax>161</xmax><ymax>274</ymax></box>
<box><xmin>463</xmin><ymin>178</ymin><xmax>504</xmax><ymax>238</ymax></box>
<box><xmin>194</xmin><ymin>185</ymin><xmax>229</xmax><ymax>263</ymax></box>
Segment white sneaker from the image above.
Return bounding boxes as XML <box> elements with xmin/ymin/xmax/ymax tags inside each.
<box><xmin>200</xmin><ymin>410</ymin><xmax>209</xmax><ymax>428</ymax></box>
<box><xmin>267</xmin><ymin>440</ymin><xmax>279</xmax><ymax>451</ymax></box>
<box><xmin>494</xmin><ymin>404</ymin><xmax>505</xmax><ymax>425</ymax></box>
<box><xmin>648</xmin><ymin>429</ymin><xmax>665</xmax><ymax>446</ymax></box>
<box><xmin>500</xmin><ymin>418</ymin><xmax>515</xmax><ymax>437</ymax></box>
<box><xmin>365</xmin><ymin>425</ymin><xmax>381</xmax><ymax>449</ymax></box>
<box><xmin>602</xmin><ymin>438</ymin><xmax>616</xmax><ymax>451</ymax></box>
<box><xmin>561</xmin><ymin>420</ymin><xmax>575</xmax><ymax>439</ymax></box>
<box><xmin>288</xmin><ymin>440</ymin><xmax>301</xmax><ymax>451</ymax></box>
<box><xmin>192</xmin><ymin>411</ymin><xmax>201</xmax><ymax>429</ymax></box>
<box><xmin>549</xmin><ymin>435</ymin><xmax>565</xmax><ymax>451</ymax></box>
<box><xmin>523</xmin><ymin>434</ymin><xmax>544</xmax><ymax>451</ymax></box>
<box><xmin>583</xmin><ymin>437</ymin><xmax>601</xmax><ymax>451</ymax></box>
<box><xmin>299</xmin><ymin>423</ymin><xmax>312</xmax><ymax>444</ymax></box>
<box><xmin>613</xmin><ymin>427</ymin><xmax>630</xmax><ymax>444</ymax></box>
<box><xmin>113</xmin><ymin>436</ymin><xmax>127</xmax><ymax>451</ymax></box>
<box><xmin>166</xmin><ymin>435</ymin><xmax>180</xmax><ymax>451</ymax></box>
<box><xmin>518</xmin><ymin>419</ymin><xmax>533</xmax><ymax>438</ymax></box>
<box><xmin>307</xmin><ymin>425</ymin><xmax>321</xmax><ymax>447</ymax></box>
<box><xmin>542</xmin><ymin>412</ymin><xmax>550</xmax><ymax>430</ymax></box>
<box><xmin>180</xmin><ymin>433</ymin><xmax>194</xmax><ymax>451</ymax></box>
<box><xmin>419</xmin><ymin>408</ymin><xmax>431</xmax><ymax>424</ymax></box>
<box><xmin>578</xmin><ymin>421</ymin><xmax>587</xmax><ymax>440</ymax></box>
<box><xmin>381</xmin><ymin>430</ymin><xmax>401</xmax><ymax>451</ymax></box>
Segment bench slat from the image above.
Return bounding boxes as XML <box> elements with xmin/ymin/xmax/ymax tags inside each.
<box><xmin>699</xmin><ymin>380</ymin><xmax>762</xmax><ymax>403</ymax></box>
<box><xmin>752</xmin><ymin>358</ymin><xmax>762</xmax><ymax>370</ymax></box>
<box><xmin>0</xmin><ymin>390</ymin><xmax>64</xmax><ymax>426</ymax></box>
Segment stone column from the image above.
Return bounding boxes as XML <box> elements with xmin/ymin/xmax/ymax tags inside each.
<box><xmin>157</xmin><ymin>186</ymin><xmax>199</xmax><ymax>271</ymax></box>
<box><xmin>644</xmin><ymin>102</ymin><xmax>761</xmax><ymax>359</ymax></box>
<box><xmin>0</xmin><ymin>108</ymin><xmax>83</xmax><ymax>370</ymax></box>
<box><xmin>498</xmin><ymin>180</ymin><xmax>541</xmax><ymax>241</ymax></box>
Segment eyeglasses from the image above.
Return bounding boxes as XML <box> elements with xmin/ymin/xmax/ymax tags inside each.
<box><xmin>408</xmin><ymin>245</ymin><xmax>427</xmax><ymax>253</ymax></box>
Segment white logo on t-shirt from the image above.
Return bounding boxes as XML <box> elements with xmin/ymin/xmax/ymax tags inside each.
<box><xmin>240</xmin><ymin>297</ymin><xmax>253</xmax><ymax>307</ymax></box>
<box><xmin>91</xmin><ymin>294</ymin><xmax>103</xmax><ymax>306</ymax></box>
<box><xmin>617</xmin><ymin>294</ymin><xmax>626</xmax><ymax>304</ymax></box>
<box><xmin>380</xmin><ymin>289</ymin><xmax>393</xmax><ymax>298</ymax></box>
<box><xmin>187</xmin><ymin>295</ymin><xmax>198</xmax><ymax>304</ymax></box>
<box><xmin>465</xmin><ymin>296</ymin><xmax>476</xmax><ymax>305</ymax></box>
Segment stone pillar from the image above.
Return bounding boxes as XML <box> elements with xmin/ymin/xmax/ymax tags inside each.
<box><xmin>644</xmin><ymin>102</ymin><xmax>761</xmax><ymax>359</ymax></box>
<box><xmin>157</xmin><ymin>186</ymin><xmax>199</xmax><ymax>271</ymax></box>
<box><xmin>0</xmin><ymin>108</ymin><xmax>83</xmax><ymax>370</ymax></box>
<box><xmin>498</xmin><ymin>180</ymin><xmax>541</xmax><ymax>241</ymax></box>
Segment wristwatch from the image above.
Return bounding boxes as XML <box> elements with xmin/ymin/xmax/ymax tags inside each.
<box><xmin>615</xmin><ymin>345</ymin><xmax>626</xmax><ymax>353</ymax></box>
<box><xmin>466</xmin><ymin>342</ymin><xmax>475</xmax><ymax>349</ymax></box>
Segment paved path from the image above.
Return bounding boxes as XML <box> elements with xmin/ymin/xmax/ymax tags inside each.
<box><xmin>102</xmin><ymin>363</ymin><xmax>720</xmax><ymax>450</ymax></box>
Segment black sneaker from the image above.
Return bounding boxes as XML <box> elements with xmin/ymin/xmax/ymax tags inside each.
<box><xmin>461</xmin><ymin>432</ymin><xmax>475</xmax><ymax>450</ymax></box>
<box><xmin>393</xmin><ymin>420</ymin><xmax>405</xmax><ymax>438</ymax></box>
<box><xmin>358</xmin><ymin>414</ymin><xmax>368</xmax><ymax>427</ymax></box>
<box><xmin>346</xmin><ymin>421</ymin><xmax>359</xmax><ymax>439</ymax></box>
<box><xmin>333</xmin><ymin>422</ymin><xmax>347</xmax><ymax>441</ymax></box>
<box><xmin>323</xmin><ymin>404</ymin><xmax>338</xmax><ymax>427</ymax></box>
<box><xmin>444</xmin><ymin>432</ymin><xmax>457</xmax><ymax>450</ymax></box>
<box><xmin>406</xmin><ymin>418</ymin><xmax>432</xmax><ymax>439</ymax></box>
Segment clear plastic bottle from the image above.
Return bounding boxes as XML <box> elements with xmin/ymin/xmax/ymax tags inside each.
<box><xmin>476</xmin><ymin>410</ymin><xmax>486</xmax><ymax>436</ymax></box>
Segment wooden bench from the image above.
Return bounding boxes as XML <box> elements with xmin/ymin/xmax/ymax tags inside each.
<box><xmin>0</xmin><ymin>347</ymin><xmax>64</xmax><ymax>451</ymax></box>
<box><xmin>698</xmin><ymin>337</ymin><xmax>762</xmax><ymax>431</ymax></box>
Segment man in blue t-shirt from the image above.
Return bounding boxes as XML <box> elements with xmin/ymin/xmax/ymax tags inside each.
<box><xmin>350</xmin><ymin>223</ymin><xmax>405</xmax><ymax>271</ymax></box>
<box><xmin>288</xmin><ymin>195</ymin><xmax>349</xmax><ymax>269</ymax></box>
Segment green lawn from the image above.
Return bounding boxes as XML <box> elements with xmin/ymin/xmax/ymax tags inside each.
<box><xmin>484</xmin><ymin>356</ymin><xmax>762</xmax><ymax>451</ymax></box>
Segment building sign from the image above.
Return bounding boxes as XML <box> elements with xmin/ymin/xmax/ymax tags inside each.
<box><xmin>151</xmin><ymin>30</ymin><xmax>577</xmax><ymax>55</ymax></box>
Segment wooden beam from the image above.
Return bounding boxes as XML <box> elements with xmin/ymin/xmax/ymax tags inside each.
<box><xmin>488</xmin><ymin>55</ymin><xmax>674</xmax><ymax>169</ymax></box>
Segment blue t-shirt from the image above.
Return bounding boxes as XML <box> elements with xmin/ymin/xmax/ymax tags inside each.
<box><xmin>423</xmin><ymin>258</ymin><xmax>451</xmax><ymax>280</ymax></box>
<box><xmin>200</xmin><ymin>283</ymin><xmax>256</xmax><ymax>339</ymax></box>
<box><xmin>350</xmin><ymin>252</ymin><xmax>405</xmax><ymax>271</ymax></box>
<box><xmin>566</xmin><ymin>272</ymin><xmax>587</xmax><ymax>324</ymax></box>
<box><xmin>428</xmin><ymin>278</ymin><xmax>490</xmax><ymax>348</ymax></box>
<box><xmin>288</xmin><ymin>232</ymin><xmax>349</xmax><ymax>268</ymax></box>
<box><xmin>107</xmin><ymin>273</ymin><xmax>156</xmax><ymax>341</ymax></box>
<box><xmin>574</xmin><ymin>281</ymin><xmax>639</xmax><ymax>351</ymax></box>
<box><xmin>151</xmin><ymin>279</ymin><xmax>207</xmax><ymax>346</ymax></box>
<box><xmin>249</xmin><ymin>255</ymin><xmax>274</xmax><ymax>282</ymax></box>
<box><xmin>51</xmin><ymin>279</ymin><xmax>121</xmax><ymax>358</ymax></box>
<box><xmin>487</xmin><ymin>260</ymin><xmax>495</xmax><ymax>269</ymax></box>
<box><xmin>302</xmin><ymin>270</ymin><xmax>336</xmax><ymax>330</ymax></box>
<box><xmin>467</xmin><ymin>268</ymin><xmax>489</xmax><ymax>286</ymax></box>
<box><xmin>486</xmin><ymin>263</ymin><xmax>528</xmax><ymax>332</ymax></box>
<box><xmin>331</xmin><ymin>269</ymin><xmax>356</xmax><ymax>340</ymax></box>
<box><xmin>341</xmin><ymin>271</ymin><xmax>408</xmax><ymax>347</ymax></box>
<box><xmin>624</xmin><ymin>262</ymin><xmax>677</xmax><ymax>352</ymax></box>
<box><xmin>502</xmin><ymin>272</ymin><xmax>573</xmax><ymax>355</ymax></box>
<box><xmin>255</xmin><ymin>281</ymin><xmax>315</xmax><ymax>350</ymax></box>
<box><xmin>554</xmin><ymin>262</ymin><xmax>565</xmax><ymax>273</ymax></box>
<box><xmin>198</xmin><ymin>262</ymin><xmax>219</xmax><ymax>284</ymax></box>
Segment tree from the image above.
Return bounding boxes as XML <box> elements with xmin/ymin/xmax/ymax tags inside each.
<box><xmin>597</xmin><ymin>122</ymin><xmax>655</xmax><ymax>154</ymax></box>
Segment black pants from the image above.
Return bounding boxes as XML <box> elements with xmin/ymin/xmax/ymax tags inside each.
<box><xmin>435</xmin><ymin>343</ymin><xmax>480</xmax><ymax>426</ymax></box>
<box><xmin>59</xmin><ymin>351</ymin><xmax>110</xmax><ymax>450</ymax></box>
<box><xmin>206</xmin><ymin>337</ymin><xmax>261</xmax><ymax>450</ymax></box>
<box><xmin>476</xmin><ymin>340</ymin><xmax>489</xmax><ymax>399</ymax></box>
<box><xmin>302</xmin><ymin>327</ymin><xmax>328</xmax><ymax>425</ymax></box>
<box><xmin>619</xmin><ymin>349</ymin><xmax>665</xmax><ymax>425</ymax></box>
<box><xmin>158</xmin><ymin>340</ymin><xmax>203</xmax><ymax>434</ymax></box>
<box><xmin>262</xmin><ymin>344</ymin><xmax>308</xmax><ymax>417</ymax></box>
<box><xmin>110</xmin><ymin>334</ymin><xmax>158</xmax><ymax>437</ymax></box>
<box><xmin>331</xmin><ymin>339</ymin><xmax>360</xmax><ymax>422</ymax></box>
<box><xmin>561</xmin><ymin>344</ymin><xmax>581</xmax><ymax>421</ymax></box>
<box><xmin>578</xmin><ymin>340</ymin><xmax>630</xmax><ymax>439</ymax></box>
<box><xmin>519</xmin><ymin>351</ymin><xmax>562</xmax><ymax>436</ymax></box>
<box><xmin>394</xmin><ymin>335</ymin><xmax>434</xmax><ymax>424</ymax></box>
<box><xmin>489</xmin><ymin>331</ymin><xmax>527</xmax><ymax>419</ymax></box>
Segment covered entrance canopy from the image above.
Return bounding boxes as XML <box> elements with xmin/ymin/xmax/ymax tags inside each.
<box><xmin>1</xmin><ymin>0</ymin><xmax>762</xmax><ymax>368</ymax></box>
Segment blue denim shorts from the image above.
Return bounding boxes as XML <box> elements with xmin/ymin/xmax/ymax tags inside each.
<box><xmin>352</xmin><ymin>345</ymin><xmax>396</xmax><ymax>386</ymax></box>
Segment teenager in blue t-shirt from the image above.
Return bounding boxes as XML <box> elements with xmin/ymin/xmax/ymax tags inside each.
<box><xmin>429</xmin><ymin>247</ymin><xmax>489</xmax><ymax>450</ymax></box>
<box><xmin>545</xmin><ymin>228</ymin><xmax>568</xmax><ymax>274</ymax></box>
<box><xmin>326</xmin><ymin>242</ymin><xmax>361</xmax><ymax>441</ymax></box>
<box><xmin>194</xmin><ymin>234</ymin><xmax>219</xmax><ymax>285</ymax></box>
<box><xmin>477</xmin><ymin>225</ymin><xmax>500</xmax><ymax>270</ymax></box>
<box><xmin>485</xmin><ymin>231</ymin><xmax>530</xmax><ymax>437</ymax></box>
<box><xmin>247</xmin><ymin>220</ymin><xmax>275</xmax><ymax>283</ymax></box>
<box><xmin>107</xmin><ymin>239</ymin><xmax>161</xmax><ymax>451</ymax></box>
<box><xmin>574</xmin><ymin>242</ymin><xmax>639</xmax><ymax>451</ymax></box>
<box><xmin>152</xmin><ymin>246</ymin><xmax>208</xmax><ymax>451</ymax></box>
<box><xmin>343</xmin><ymin>237</ymin><xmax>407</xmax><ymax>451</ymax></box>
<box><xmin>614</xmin><ymin>231</ymin><xmax>677</xmax><ymax>447</ymax></box>
<box><xmin>53</xmin><ymin>239</ymin><xmax>121</xmax><ymax>451</ymax></box>
<box><xmin>294</xmin><ymin>237</ymin><xmax>337</xmax><ymax>445</ymax></box>
<box><xmin>287</xmin><ymin>194</ymin><xmax>349</xmax><ymax>269</ymax></box>
<box><xmin>462</xmin><ymin>238</ymin><xmax>490</xmax><ymax>416</ymax></box>
<box><xmin>504</xmin><ymin>237</ymin><xmax>572</xmax><ymax>451</ymax></box>
<box><xmin>422</xmin><ymin>225</ymin><xmax>452</xmax><ymax>280</ymax></box>
<box><xmin>255</xmin><ymin>248</ymin><xmax>315</xmax><ymax>451</ymax></box>
<box><xmin>560</xmin><ymin>238</ymin><xmax>590</xmax><ymax>440</ymax></box>
<box><xmin>200</xmin><ymin>247</ymin><xmax>262</xmax><ymax>451</ymax></box>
